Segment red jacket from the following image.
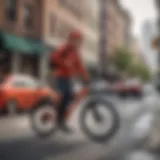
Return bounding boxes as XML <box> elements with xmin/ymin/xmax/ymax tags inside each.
<box><xmin>50</xmin><ymin>44</ymin><xmax>89</xmax><ymax>80</ymax></box>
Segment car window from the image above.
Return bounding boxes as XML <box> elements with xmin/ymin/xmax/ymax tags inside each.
<box><xmin>11</xmin><ymin>76</ymin><xmax>38</xmax><ymax>88</ymax></box>
<box><xmin>12</xmin><ymin>80</ymin><xmax>27</xmax><ymax>87</ymax></box>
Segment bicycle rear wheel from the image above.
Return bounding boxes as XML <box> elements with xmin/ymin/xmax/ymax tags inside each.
<box><xmin>30</xmin><ymin>102</ymin><xmax>58</xmax><ymax>138</ymax></box>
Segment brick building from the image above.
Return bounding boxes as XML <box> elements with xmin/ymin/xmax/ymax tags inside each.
<box><xmin>0</xmin><ymin>0</ymin><xmax>45</xmax><ymax>78</ymax></box>
<box><xmin>106</xmin><ymin>0</ymin><xmax>132</xmax><ymax>56</ymax></box>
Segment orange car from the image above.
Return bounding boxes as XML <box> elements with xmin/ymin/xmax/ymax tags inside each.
<box><xmin>0</xmin><ymin>74</ymin><xmax>58</xmax><ymax>114</ymax></box>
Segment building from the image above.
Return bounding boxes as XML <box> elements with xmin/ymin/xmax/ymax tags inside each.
<box><xmin>129</xmin><ymin>36</ymin><xmax>148</xmax><ymax>66</ymax></box>
<box><xmin>106</xmin><ymin>0</ymin><xmax>132</xmax><ymax>56</ymax></box>
<box><xmin>0</xmin><ymin>0</ymin><xmax>132</xmax><ymax>79</ymax></box>
<box><xmin>130</xmin><ymin>37</ymin><xmax>141</xmax><ymax>58</ymax></box>
<box><xmin>140</xmin><ymin>20</ymin><xmax>158</xmax><ymax>73</ymax></box>
<box><xmin>42</xmin><ymin>0</ymin><xmax>100</xmax><ymax>78</ymax></box>
<box><xmin>0</xmin><ymin>0</ymin><xmax>46</xmax><ymax>78</ymax></box>
<box><xmin>121</xmin><ymin>9</ymin><xmax>132</xmax><ymax>48</ymax></box>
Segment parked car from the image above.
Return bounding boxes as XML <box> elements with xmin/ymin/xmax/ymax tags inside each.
<box><xmin>114</xmin><ymin>79</ymin><xmax>143</xmax><ymax>97</ymax></box>
<box><xmin>0</xmin><ymin>74</ymin><xmax>57</xmax><ymax>114</ymax></box>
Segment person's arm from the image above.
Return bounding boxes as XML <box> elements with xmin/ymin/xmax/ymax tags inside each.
<box><xmin>75</xmin><ymin>54</ymin><xmax>90</xmax><ymax>83</ymax></box>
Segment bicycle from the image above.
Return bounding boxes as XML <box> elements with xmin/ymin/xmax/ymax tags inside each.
<box><xmin>30</xmin><ymin>79</ymin><xmax>120</xmax><ymax>142</ymax></box>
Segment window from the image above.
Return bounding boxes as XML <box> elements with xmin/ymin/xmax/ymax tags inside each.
<box><xmin>49</xmin><ymin>13</ymin><xmax>57</xmax><ymax>36</ymax></box>
<box><xmin>24</xmin><ymin>4</ymin><xmax>33</xmax><ymax>30</ymax></box>
<box><xmin>11</xmin><ymin>77</ymin><xmax>38</xmax><ymax>88</ymax></box>
<box><xmin>5</xmin><ymin>0</ymin><xmax>17</xmax><ymax>21</ymax></box>
<box><xmin>12</xmin><ymin>80</ymin><xmax>27</xmax><ymax>88</ymax></box>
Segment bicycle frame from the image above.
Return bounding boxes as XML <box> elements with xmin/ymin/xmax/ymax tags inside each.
<box><xmin>64</xmin><ymin>87</ymin><xmax>89</xmax><ymax>120</ymax></box>
<box><xmin>43</xmin><ymin>87</ymin><xmax>88</xmax><ymax>122</ymax></box>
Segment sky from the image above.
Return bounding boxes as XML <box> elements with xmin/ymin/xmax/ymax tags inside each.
<box><xmin>120</xmin><ymin>0</ymin><xmax>157</xmax><ymax>36</ymax></box>
<box><xmin>120</xmin><ymin>0</ymin><xmax>157</xmax><ymax>72</ymax></box>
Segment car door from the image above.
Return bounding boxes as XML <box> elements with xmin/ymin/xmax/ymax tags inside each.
<box><xmin>20</xmin><ymin>78</ymin><xmax>38</xmax><ymax>108</ymax></box>
<box><xmin>11</xmin><ymin>77</ymin><xmax>37</xmax><ymax>109</ymax></box>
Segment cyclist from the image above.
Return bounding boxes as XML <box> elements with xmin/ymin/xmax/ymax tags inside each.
<box><xmin>50</xmin><ymin>30</ymin><xmax>90</xmax><ymax>133</ymax></box>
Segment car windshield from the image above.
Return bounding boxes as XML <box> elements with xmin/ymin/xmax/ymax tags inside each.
<box><xmin>8</xmin><ymin>75</ymin><xmax>39</xmax><ymax>88</ymax></box>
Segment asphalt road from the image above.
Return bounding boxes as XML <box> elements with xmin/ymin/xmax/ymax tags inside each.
<box><xmin>0</xmin><ymin>93</ymin><xmax>160</xmax><ymax>160</ymax></box>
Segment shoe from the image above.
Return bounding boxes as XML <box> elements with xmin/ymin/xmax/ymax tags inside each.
<box><xmin>59</xmin><ymin>124</ymin><xmax>74</xmax><ymax>134</ymax></box>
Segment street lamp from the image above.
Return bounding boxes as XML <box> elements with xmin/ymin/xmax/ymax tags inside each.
<box><xmin>99</xmin><ymin>0</ymin><xmax>108</xmax><ymax>76</ymax></box>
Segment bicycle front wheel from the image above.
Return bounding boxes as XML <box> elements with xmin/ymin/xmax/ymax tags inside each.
<box><xmin>80</xmin><ymin>98</ymin><xmax>120</xmax><ymax>142</ymax></box>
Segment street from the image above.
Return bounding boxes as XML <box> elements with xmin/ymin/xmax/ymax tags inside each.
<box><xmin>0</xmin><ymin>91</ymin><xmax>160</xmax><ymax>160</ymax></box>
<box><xmin>0</xmin><ymin>0</ymin><xmax>158</xmax><ymax>159</ymax></box>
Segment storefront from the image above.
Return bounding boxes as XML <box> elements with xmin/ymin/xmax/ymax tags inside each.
<box><xmin>0</xmin><ymin>31</ymin><xmax>46</xmax><ymax>79</ymax></box>
<box><xmin>0</xmin><ymin>50</ymin><xmax>12</xmax><ymax>74</ymax></box>
<box><xmin>19</xmin><ymin>54</ymin><xmax>39</xmax><ymax>77</ymax></box>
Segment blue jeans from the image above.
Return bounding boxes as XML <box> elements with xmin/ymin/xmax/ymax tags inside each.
<box><xmin>54</xmin><ymin>77</ymin><xmax>73</xmax><ymax>124</ymax></box>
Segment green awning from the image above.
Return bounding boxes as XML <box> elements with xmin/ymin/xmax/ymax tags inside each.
<box><xmin>0</xmin><ymin>31</ymin><xmax>32</xmax><ymax>53</ymax></box>
<box><xmin>0</xmin><ymin>31</ymin><xmax>46</xmax><ymax>55</ymax></box>
<box><xmin>27</xmin><ymin>39</ymin><xmax>46</xmax><ymax>55</ymax></box>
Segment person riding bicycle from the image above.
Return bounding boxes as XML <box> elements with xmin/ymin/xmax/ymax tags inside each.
<box><xmin>50</xmin><ymin>30</ymin><xmax>90</xmax><ymax>133</ymax></box>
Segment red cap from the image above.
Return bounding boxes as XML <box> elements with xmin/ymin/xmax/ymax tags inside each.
<box><xmin>69</xmin><ymin>30</ymin><xmax>83</xmax><ymax>39</ymax></box>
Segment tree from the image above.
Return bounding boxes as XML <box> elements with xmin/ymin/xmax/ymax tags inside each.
<box><xmin>112</xmin><ymin>47</ymin><xmax>133</xmax><ymax>72</ymax></box>
<box><xmin>128</xmin><ymin>60</ymin><xmax>152</xmax><ymax>82</ymax></box>
<box><xmin>127</xmin><ymin>62</ymin><xmax>138</xmax><ymax>77</ymax></box>
<box><xmin>137</xmin><ymin>64</ymin><xmax>152</xmax><ymax>82</ymax></box>
<box><xmin>111</xmin><ymin>47</ymin><xmax>152</xmax><ymax>82</ymax></box>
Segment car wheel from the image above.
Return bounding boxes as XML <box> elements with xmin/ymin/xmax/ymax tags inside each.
<box><xmin>119</xmin><ymin>91</ymin><xmax>127</xmax><ymax>98</ymax></box>
<box><xmin>132</xmin><ymin>91</ymin><xmax>141</xmax><ymax>98</ymax></box>
<box><xmin>7</xmin><ymin>100</ymin><xmax>17</xmax><ymax>115</ymax></box>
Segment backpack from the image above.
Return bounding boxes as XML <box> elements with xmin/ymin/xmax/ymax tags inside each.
<box><xmin>49</xmin><ymin>47</ymin><xmax>73</xmax><ymax>69</ymax></box>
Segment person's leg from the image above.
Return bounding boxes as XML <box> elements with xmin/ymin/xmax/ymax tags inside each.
<box><xmin>55</xmin><ymin>78</ymin><xmax>73</xmax><ymax>132</ymax></box>
<box><xmin>58</xmin><ymin>92</ymin><xmax>72</xmax><ymax>123</ymax></box>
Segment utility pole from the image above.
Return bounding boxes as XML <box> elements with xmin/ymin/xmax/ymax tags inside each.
<box><xmin>99</xmin><ymin>0</ymin><xmax>108</xmax><ymax>77</ymax></box>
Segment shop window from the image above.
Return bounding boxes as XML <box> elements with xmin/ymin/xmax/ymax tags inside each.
<box><xmin>5</xmin><ymin>0</ymin><xmax>17</xmax><ymax>21</ymax></box>
<box><xmin>24</xmin><ymin>4</ymin><xmax>34</xmax><ymax>30</ymax></box>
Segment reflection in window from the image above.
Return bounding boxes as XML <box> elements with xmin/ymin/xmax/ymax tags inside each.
<box><xmin>5</xmin><ymin>0</ymin><xmax>17</xmax><ymax>21</ymax></box>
